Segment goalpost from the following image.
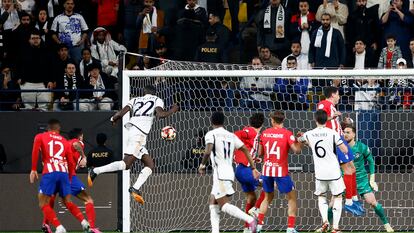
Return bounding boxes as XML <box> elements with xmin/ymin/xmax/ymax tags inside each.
<box><xmin>122</xmin><ymin>58</ymin><xmax>414</xmax><ymax>232</ymax></box>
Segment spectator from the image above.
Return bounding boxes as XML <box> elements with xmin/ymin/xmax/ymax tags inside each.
<box><xmin>90</xmin><ymin>27</ymin><xmax>126</xmax><ymax>78</ymax></box>
<box><xmin>155</xmin><ymin>42</ymin><xmax>170</xmax><ymax>61</ymax></box>
<box><xmin>52</xmin><ymin>43</ymin><xmax>76</xmax><ymax>87</ymax></box>
<box><xmin>309</xmin><ymin>13</ymin><xmax>345</xmax><ymax>68</ymax></box>
<box><xmin>50</xmin><ymin>0</ymin><xmax>89</xmax><ymax>64</ymax></box>
<box><xmin>385</xmin><ymin>58</ymin><xmax>414</xmax><ymax>109</ymax></box>
<box><xmin>275</xmin><ymin>55</ymin><xmax>309</xmax><ymax>110</ymax></box>
<box><xmin>290</xmin><ymin>0</ymin><xmax>318</xmax><ymax>55</ymax></box>
<box><xmin>137</xmin><ymin>0</ymin><xmax>165</xmax><ymax>55</ymax></box>
<box><xmin>34</xmin><ymin>8</ymin><xmax>53</xmax><ymax>48</ymax></box>
<box><xmin>346</xmin><ymin>0</ymin><xmax>379</xmax><ymax>53</ymax></box>
<box><xmin>408</xmin><ymin>38</ymin><xmax>414</xmax><ymax>68</ymax></box>
<box><xmin>347</xmin><ymin>39</ymin><xmax>377</xmax><ymax>69</ymax></box>
<box><xmin>354</xmin><ymin>78</ymin><xmax>379</xmax><ymax>110</ymax></box>
<box><xmin>96</xmin><ymin>0</ymin><xmax>120</xmax><ymax>36</ymax></box>
<box><xmin>259</xmin><ymin>46</ymin><xmax>281</xmax><ymax>68</ymax></box>
<box><xmin>0</xmin><ymin>65</ymin><xmax>21</xmax><ymax>110</ymax></box>
<box><xmin>53</xmin><ymin>62</ymin><xmax>82</xmax><ymax>111</ymax></box>
<box><xmin>79</xmin><ymin>48</ymin><xmax>101</xmax><ymax>80</ymax></box>
<box><xmin>179</xmin><ymin>0</ymin><xmax>208</xmax><ymax>27</ymax></box>
<box><xmin>239</xmin><ymin>57</ymin><xmax>275</xmax><ymax>109</ymax></box>
<box><xmin>281</xmin><ymin>41</ymin><xmax>310</xmax><ymax>70</ymax></box>
<box><xmin>315</xmin><ymin>0</ymin><xmax>348</xmax><ymax>39</ymax></box>
<box><xmin>208</xmin><ymin>12</ymin><xmax>230</xmax><ymax>50</ymax></box>
<box><xmin>118</xmin><ymin>0</ymin><xmax>142</xmax><ymax>52</ymax></box>
<box><xmin>256</xmin><ymin>0</ymin><xmax>291</xmax><ymax>59</ymax></box>
<box><xmin>1</xmin><ymin>0</ymin><xmax>20</xmax><ymax>63</ymax></box>
<box><xmin>172</xmin><ymin>9</ymin><xmax>205</xmax><ymax>61</ymax></box>
<box><xmin>87</xmin><ymin>133</ymin><xmax>114</xmax><ymax>168</ymax></box>
<box><xmin>10</xmin><ymin>11</ymin><xmax>33</xmax><ymax>62</ymax></box>
<box><xmin>79</xmin><ymin>63</ymin><xmax>117</xmax><ymax>111</ymax></box>
<box><xmin>381</xmin><ymin>0</ymin><xmax>414</xmax><ymax>60</ymax></box>
<box><xmin>16</xmin><ymin>30</ymin><xmax>53</xmax><ymax>111</ymax></box>
<box><xmin>16</xmin><ymin>0</ymin><xmax>35</xmax><ymax>16</ymax></box>
<box><xmin>378</xmin><ymin>34</ymin><xmax>402</xmax><ymax>69</ymax></box>
<box><xmin>195</xmin><ymin>30</ymin><xmax>224</xmax><ymax>63</ymax></box>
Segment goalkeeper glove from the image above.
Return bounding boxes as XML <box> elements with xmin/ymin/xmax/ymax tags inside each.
<box><xmin>369</xmin><ymin>174</ymin><xmax>378</xmax><ymax>191</ymax></box>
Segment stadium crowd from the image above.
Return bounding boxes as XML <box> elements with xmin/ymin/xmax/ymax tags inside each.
<box><xmin>0</xmin><ymin>0</ymin><xmax>413</xmax><ymax>111</ymax></box>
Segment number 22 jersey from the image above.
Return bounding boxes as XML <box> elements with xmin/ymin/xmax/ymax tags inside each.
<box><xmin>127</xmin><ymin>94</ymin><xmax>164</xmax><ymax>134</ymax></box>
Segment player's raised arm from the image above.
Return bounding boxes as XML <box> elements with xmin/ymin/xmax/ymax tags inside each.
<box><xmin>198</xmin><ymin>143</ymin><xmax>213</xmax><ymax>175</ymax></box>
<box><xmin>155</xmin><ymin>104</ymin><xmax>179</xmax><ymax>119</ymax></box>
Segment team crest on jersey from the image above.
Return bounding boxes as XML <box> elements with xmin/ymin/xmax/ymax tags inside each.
<box><xmin>355</xmin><ymin>152</ymin><xmax>360</xmax><ymax>158</ymax></box>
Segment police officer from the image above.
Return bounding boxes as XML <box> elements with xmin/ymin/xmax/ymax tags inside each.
<box><xmin>87</xmin><ymin>133</ymin><xmax>114</xmax><ymax>168</ymax></box>
<box><xmin>195</xmin><ymin>30</ymin><xmax>224</xmax><ymax>63</ymax></box>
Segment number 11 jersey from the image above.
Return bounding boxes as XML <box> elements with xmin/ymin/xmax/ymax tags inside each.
<box><xmin>303</xmin><ymin>127</ymin><xmax>343</xmax><ymax>180</ymax></box>
<box><xmin>127</xmin><ymin>94</ymin><xmax>164</xmax><ymax>134</ymax></box>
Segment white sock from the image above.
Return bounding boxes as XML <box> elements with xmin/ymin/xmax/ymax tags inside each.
<box><xmin>221</xmin><ymin>203</ymin><xmax>254</xmax><ymax>223</ymax></box>
<box><xmin>133</xmin><ymin>167</ymin><xmax>153</xmax><ymax>190</ymax></box>
<box><xmin>345</xmin><ymin>198</ymin><xmax>353</xmax><ymax>206</ymax></box>
<box><xmin>318</xmin><ymin>196</ymin><xmax>329</xmax><ymax>223</ymax></box>
<box><xmin>209</xmin><ymin>205</ymin><xmax>220</xmax><ymax>233</ymax></box>
<box><xmin>332</xmin><ymin>197</ymin><xmax>343</xmax><ymax>229</ymax></box>
<box><xmin>352</xmin><ymin>195</ymin><xmax>359</xmax><ymax>201</ymax></box>
<box><xmin>81</xmin><ymin>219</ymin><xmax>89</xmax><ymax>228</ymax></box>
<box><xmin>56</xmin><ymin>225</ymin><xmax>66</xmax><ymax>233</ymax></box>
<box><xmin>94</xmin><ymin>161</ymin><xmax>126</xmax><ymax>175</ymax></box>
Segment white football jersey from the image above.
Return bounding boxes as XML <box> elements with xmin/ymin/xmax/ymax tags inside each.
<box><xmin>205</xmin><ymin>127</ymin><xmax>244</xmax><ymax>181</ymax></box>
<box><xmin>127</xmin><ymin>94</ymin><xmax>164</xmax><ymax>134</ymax></box>
<box><xmin>303</xmin><ymin>126</ymin><xmax>343</xmax><ymax>180</ymax></box>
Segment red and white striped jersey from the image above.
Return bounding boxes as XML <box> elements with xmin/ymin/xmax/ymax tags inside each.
<box><xmin>260</xmin><ymin>127</ymin><xmax>296</xmax><ymax>177</ymax></box>
<box><xmin>317</xmin><ymin>100</ymin><xmax>343</xmax><ymax>135</ymax></box>
<box><xmin>234</xmin><ymin>126</ymin><xmax>259</xmax><ymax>166</ymax></box>
<box><xmin>31</xmin><ymin>131</ymin><xmax>71</xmax><ymax>174</ymax></box>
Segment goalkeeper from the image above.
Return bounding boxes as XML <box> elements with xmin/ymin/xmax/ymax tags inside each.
<box><xmin>342</xmin><ymin>124</ymin><xmax>394</xmax><ymax>232</ymax></box>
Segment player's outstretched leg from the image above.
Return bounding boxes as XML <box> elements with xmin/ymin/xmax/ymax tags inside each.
<box><xmin>331</xmin><ymin>194</ymin><xmax>343</xmax><ymax>233</ymax></box>
<box><xmin>285</xmin><ymin>190</ymin><xmax>298</xmax><ymax>233</ymax></box>
<box><xmin>316</xmin><ymin>195</ymin><xmax>330</xmax><ymax>233</ymax></box>
<box><xmin>61</xmin><ymin>195</ymin><xmax>90</xmax><ymax>233</ymax></box>
<box><xmin>77</xmin><ymin>190</ymin><xmax>101</xmax><ymax>233</ymax></box>
<box><xmin>41</xmin><ymin>195</ymin><xmax>56</xmax><ymax>233</ymax></box>
<box><xmin>217</xmin><ymin>196</ymin><xmax>257</xmax><ymax>233</ymax></box>
<box><xmin>363</xmin><ymin>192</ymin><xmax>394</xmax><ymax>232</ymax></box>
<box><xmin>38</xmin><ymin>194</ymin><xmax>66</xmax><ymax>233</ymax></box>
<box><xmin>89</xmin><ymin>154</ymin><xmax>137</xmax><ymax>187</ymax></box>
<box><xmin>341</xmin><ymin>162</ymin><xmax>363</xmax><ymax>216</ymax></box>
<box><xmin>249</xmin><ymin>189</ymin><xmax>265</xmax><ymax>218</ymax></box>
<box><xmin>243</xmin><ymin>191</ymin><xmax>257</xmax><ymax>232</ymax></box>
<box><xmin>130</xmin><ymin>154</ymin><xmax>154</xmax><ymax>204</ymax></box>
<box><xmin>209</xmin><ymin>196</ymin><xmax>221</xmax><ymax>233</ymax></box>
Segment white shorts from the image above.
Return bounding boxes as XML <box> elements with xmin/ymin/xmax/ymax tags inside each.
<box><xmin>211</xmin><ymin>175</ymin><xmax>235</xmax><ymax>199</ymax></box>
<box><xmin>125</xmin><ymin>124</ymin><xmax>148</xmax><ymax>159</ymax></box>
<box><xmin>314</xmin><ymin>177</ymin><xmax>345</xmax><ymax>196</ymax></box>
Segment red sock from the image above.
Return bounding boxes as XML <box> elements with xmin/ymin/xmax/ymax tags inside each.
<box><xmin>288</xmin><ymin>216</ymin><xmax>296</xmax><ymax>228</ymax></box>
<box><xmin>43</xmin><ymin>196</ymin><xmax>56</xmax><ymax>225</ymax></box>
<box><xmin>244</xmin><ymin>203</ymin><xmax>253</xmax><ymax>228</ymax></box>
<box><xmin>352</xmin><ymin>173</ymin><xmax>358</xmax><ymax>197</ymax></box>
<box><xmin>41</xmin><ymin>205</ymin><xmax>61</xmax><ymax>227</ymax></box>
<box><xmin>258</xmin><ymin>213</ymin><xmax>265</xmax><ymax>225</ymax></box>
<box><xmin>65</xmin><ymin>202</ymin><xmax>85</xmax><ymax>222</ymax></box>
<box><xmin>255</xmin><ymin>190</ymin><xmax>265</xmax><ymax>209</ymax></box>
<box><xmin>343</xmin><ymin>174</ymin><xmax>353</xmax><ymax>199</ymax></box>
<box><xmin>85</xmin><ymin>203</ymin><xmax>96</xmax><ymax>228</ymax></box>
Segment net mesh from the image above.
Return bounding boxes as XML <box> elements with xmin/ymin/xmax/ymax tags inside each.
<box><xmin>126</xmin><ymin>58</ymin><xmax>414</xmax><ymax>232</ymax></box>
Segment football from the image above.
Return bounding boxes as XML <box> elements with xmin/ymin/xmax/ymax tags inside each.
<box><xmin>161</xmin><ymin>126</ymin><xmax>176</xmax><ymax>141</ymax></box>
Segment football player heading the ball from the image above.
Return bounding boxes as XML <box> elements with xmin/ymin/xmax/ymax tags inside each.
<box><xmin>88</xmin><ymin>85</ymin><xmax>179</xmax><ymax>204</ymax></box>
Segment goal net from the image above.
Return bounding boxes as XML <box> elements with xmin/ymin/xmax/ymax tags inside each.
<box><xmin>122</xmin><ymin>56</ymin><xmax>414</xmax><ymax>232</ymax></box>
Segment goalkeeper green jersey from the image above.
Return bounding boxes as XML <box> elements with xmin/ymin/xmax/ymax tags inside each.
<box><xmin>350</xmin><ymin>141</ymin><xmax>375</xmax><ymax>180</ymax></box>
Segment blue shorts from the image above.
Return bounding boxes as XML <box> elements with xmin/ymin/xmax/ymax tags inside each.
<box><xmin>337</xmin><ymin>136</ymin><xmax>354</xmax><ymax>164</ymax></box>
<box><xmin>39</xmin><ymin>172</ymin><xmax>71</xmax><ymax>197</ymax></box>
<box><xmin>70</xmin><ymin>175</ymin><xmax>86</xmax><ymax>196</ymax></box>
<box><xmin>262</xmin><ymin>175</ymin><xmax>294</xmax><ymax>194</ymax></box>
<box><xmin>235</xmin><ymin>164</ymin><xmax>259</xmax><ymax>192</ymax></box>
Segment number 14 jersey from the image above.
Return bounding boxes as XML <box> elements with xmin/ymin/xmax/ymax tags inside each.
<box><xmin>260</xmin><ymin>127</ymin><xmax>296</xmax><ymax>177</ymax></box>
<box><xmin>303</xmin><ymin>127</ymin><xmax>343</xmax><ymax>180</ymax></box>
<box><xmin>127</xmin><ymin>94</ymin><xmax>164</xmax><ymax>134</ymax></box>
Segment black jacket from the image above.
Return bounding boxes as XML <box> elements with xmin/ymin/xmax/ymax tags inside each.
<box><xmin>17</xmin><ymin>44</ymin><xmax>53</xmax><ymax>84</ymax></box>
<box><xmin>346</xmin><ymin>5</ymin><xmax>379</xmax><ymax>46</ymax></box>
<box><xmin>195</xmin><ymin>41</ymin><xmax>223</xmax><ymax>63</ymax></box>
<box><xmin>172</xmin><ymin>18</ymin><xmax>205</xmax><ymax>61</ymax></box>
<box><xmin>346</xmin><ymin>49</ymin><xmax>377</xmax><ymax>69</ymax></box>
<box><xmin>87</xmin><ymin>145</ymin><xmax>114</xmax><ymax>168</ymax></box>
